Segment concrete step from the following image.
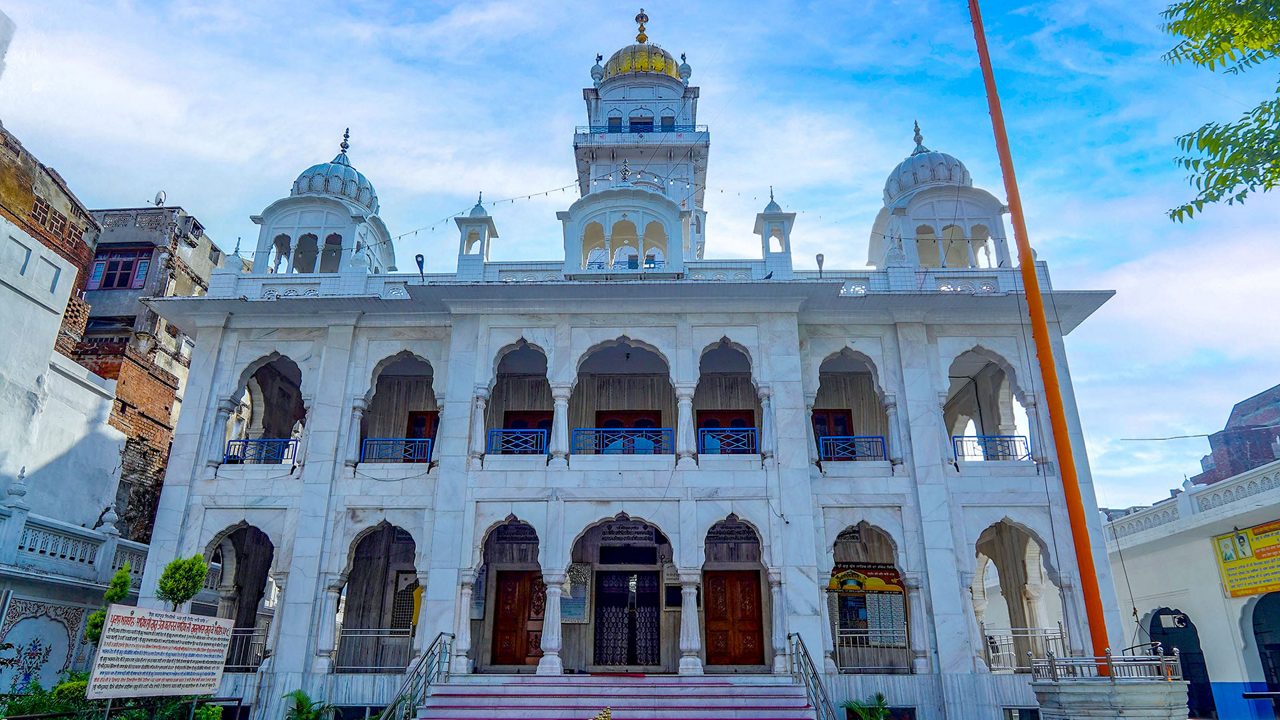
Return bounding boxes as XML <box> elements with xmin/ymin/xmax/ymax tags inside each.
<box><xmin>418</xmin><ymin>674</ymin><xmax>816</xmax><ymax>720</ymax></box>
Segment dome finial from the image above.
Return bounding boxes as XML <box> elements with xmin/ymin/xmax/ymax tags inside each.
<box><xmin>911</xmin><ymin>120</ymin><xmax>929</xmax><ymax>155</ymax></box>
<box><xmin>478</xmin><ymin>191</ymin><xmax>483</xmax><ymax>204</ymax></box>
<box><xmin>769</xmin><ymin>186</ymin><xmax>774</xmax><ymax>202</ymax></box>
<box><xmin>340</xmin><ymin>128</ymin><xmax>351</xmax><ymax>156</ymax></box>
<box><xmin>635</xmin><ymin>8</ymin><xmax>649</xmax><ymax>43</ymax></box>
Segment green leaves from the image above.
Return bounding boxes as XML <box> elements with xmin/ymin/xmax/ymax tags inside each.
<box><xmin>1163</xmin><ymin>1</ymin><xmax>1280</xmax><ymax>220</ymax></box>
<box><xmin>156</xmin><ymin>554</ymin><xmax>208</xmax><ymax>611</ymax></box>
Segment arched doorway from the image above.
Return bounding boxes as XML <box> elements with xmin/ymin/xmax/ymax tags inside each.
<box><xmin>702</xmin><ymin>515</ymin><xmax>767</xmax><ymax>668</ymax></box>
<box><xmin>335</xmin><ymin>523</ymin><xmax>418</xmax><ymax>673</ymax></box>
<box><xmin>476</xmin><ymin>518</ymin><xmax>544</xmax><ymax>672</ymax></box>
<box><xmin>570</xmin><ymin>514</ymin><xmax>673</xmax><ymax>671</ymax></box>
<box><xmin>1254</xmin><ymin>593</ymin><xmax>1280</xmax><ymax>714</ymax></box>
<box><xmin>1149</xmin><ymin>608</ymin><xmax>1216</xmax><ymax>719</ymax></box>
<box><xmin>206</xmin><ymin>524</ymin><xmax>275</xmax><ymax>672</ymax></box>
<box><xmin>829</xmin><ymin>522</ymin><xmax>910</xmax><ymax>673</ymax></box>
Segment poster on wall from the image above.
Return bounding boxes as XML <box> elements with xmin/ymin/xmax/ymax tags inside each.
<box><xmin>562</xmin><ymin>563</ymin><xmax>592</xmax><ymax>623</ymax></box>
<box><xmin>87</xmin><ymin>605</ymin><xmax>233</xmax><ymax>699</ymax></box>
<box><xmin>1213</xmin><ymin>520</ymin><xmax>1280</xmax><ymax>597</ymax></box>
<box><xmin>829</xmin><ymin>562</ymin><xmax>907</xmax><ymax>643</ymax></box>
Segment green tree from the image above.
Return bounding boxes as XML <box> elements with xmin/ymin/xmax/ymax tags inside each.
<box><xmin>1163</xmin><ymin>1</ymin><xmax>1280</xmax><ymax>220</ymax></box>
<box><xmin>155</xmin><ymin>555</ymin><xmax>208</xmax><ymax>611</ymax></box>
<box><xmin>86</xmin><ymin>562</ymin><xmax>135</xmax><ymax>644</ymax></box>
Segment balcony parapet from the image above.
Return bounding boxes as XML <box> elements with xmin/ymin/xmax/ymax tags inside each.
<box><xmin>0</xmin><ymin>508</ymin><xmax>151</xmax><ymax>590</ymax></box>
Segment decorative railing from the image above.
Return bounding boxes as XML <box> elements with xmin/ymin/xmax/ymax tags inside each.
<box><xmin>112</xmin><ymin>542</ymin><xmax>148</xmax><ymax>587</ymax></box>
<box><xmin>335</xmin><ymin>627</ymin><xmax>414</xmax><ymax>673</ymax></box>
<box><xmin>360</xmin><ymin>438</ymin><xmax>433</xmax><ymax>464</ymax></box>
<box><xmin>576</xmin><ymin>124</ymin><xmax>708</xmax><ymax>135</ymax></box>
<box><xmin>376</xmin><ymin>632</ymin><xmax>453</xmax><ymax>720</ymax></box>
<box><xmin>225</xmin><ymin>628</ymin><xmax>269</xmax><ymax>672</ymax></box>
<box><xmin>1106</xmin><ymin>459</ymin><xmax>1280</xmax><ymax>545</ymax></box>
<box><xmin>224</xmin><ymin>438</ymin><xmax>298</xmax><ymax>465</ymax></box>
<box><xmin>486</xmin><ymin>429</ymin><xmax>548</xmax><ymax>455</ymax></box>
<box><xmin>17</xmin><ymin>520</ymin><xmax>102</xmax><ymax>574</ymax></box>
<box><xmin>1031</xmin><ymin>648</ymin><xmax>1182</xmax><ymax>682</ymax></box>
<box><xmin>583</xmin><ymin>259</ymin><xmax>668</xmax><ymax>271</ymax></box>
<box><xmin>819</xmin><ymin>435</ymin><xmax>887</xmax><ymax>462</ymax></box>
<box><xmin>571</xmin><ymin>428</ymin><xmax>674</xmax><ymax>455</ymax></box>
<box><xmin>698</xmin><ymin>427</ymin><xmax>758</xmax><ymax>455</ymax></box>
<box><xmin>982</xmin><ymin>624</ymin><xmax>1069</xmax><ymax>672</ymax></box>
<box><xmin>833</xmin><ymin>628</ymin><xmax>912</xmax><ymax>674</ymax></box>
<box><xmin>787</xmin><ymin>633</ymin><xmax>839</xmax><ymax>720</ymax></box>
<box><xmin>952</xmin><ymin>434</ymin><xmax>1031</xmax><ymax>462</ymax></box>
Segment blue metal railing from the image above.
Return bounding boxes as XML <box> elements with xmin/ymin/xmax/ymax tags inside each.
<box><xmin>698</xmin><ymin>427</ymin><xmax>759</xmax><ymax>455</ymax></box>
<box><xmin>584</xmin><ymin>259</ymin><xmax>667</xmax><ymax>271</ymax></box>
<box><xmin>360</xmin><ymin>438</ymin><xmax>433</xmax><ymax>463</ymax></box>
<box><xmin>571</xmin><ymin>428</ymin><xmax>674</xmax><ymax>455</ymax></box>
<box><xmin>224</xmin><ymin>438</ymin><xmax>297</xmax><ymax>465</ymax></box>
<box><xmin>576</xmin><ymin>124</ymin><xmax>708</xmax><ymax>135</ymax></box>
<box><xmin>818</xmin><ymin>436</ymin><xmax>887</xmax><ymax>462</ymax></box>
<box><xmin>952</xmin><ymin>435</ymin><xmax>1031</xmax><ymax>462</ymax></box>
<box><xmin>486</xmin><ymin>428</ymin><xmax>548</xmax><ymax>455</ymax></box>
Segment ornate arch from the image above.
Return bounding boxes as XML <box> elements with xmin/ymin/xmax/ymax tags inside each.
<box><xmin>341</xmin><ymin>519</ymin><xmax>421</xmax><ymax>578</ymax></box>
<box><xmin>696</xmin><ymin>511</ymin><xmax>772</xmax><ymax>568</ymax></box>
<box><xmin>470</xmin><ymin>514</ymin><xmax>543</xmax><ymax>573</ymax></box>
<box><xmin>945</xmin><ymin>343</ymin><xmax>1030</xmax><ymax>406</ymax></box>
<box><xmin>490</xmin><ymin>337</ymin><xmax>551</xmax><ymax>386</ymax></box>
<box><xmin>574</xmin><ymin>334</ymin><xmax>675</xmax><ymax>387</ymax></box>
<box><xmin>817</xmin><ymin>347</ymin><xmax>887</xmax><ymax>403</ymax></box>
<box><xmin>230</xmin><ymin>352</ymin><xmax>305</xmax><ymax>404</ymax></box>
<box><xmin>365</xmin><ymin>350</ymin><xmax>435</xmax><ymax>403</ymax></box>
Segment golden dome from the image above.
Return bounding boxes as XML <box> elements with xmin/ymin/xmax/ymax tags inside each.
<box><xmin>603</xmin><ymin>43</ymin><xmax>682</xmax><ymax>81</ymax></box>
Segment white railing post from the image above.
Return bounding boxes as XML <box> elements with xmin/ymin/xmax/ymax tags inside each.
<box><xmin>95</xmin><ymin>507</ymin><xmax>121</xmax><ymax>583</ymax></box>
<box><xmin>0</xmin><ymin>467</ymin><xmax>31</xmax><ymax>565</ymax></box>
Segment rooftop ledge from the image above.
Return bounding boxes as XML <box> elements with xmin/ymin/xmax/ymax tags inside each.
<box><xmin>144</xmin><ymin>261</ymin><xmax>1111</xmax><ymax>334</ymax></box>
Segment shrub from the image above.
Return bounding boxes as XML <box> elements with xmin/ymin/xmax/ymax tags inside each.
<box><xmin>156</xmin><ymin>555</ymin><xmax>208</xmax><ymax>611</ymax></box>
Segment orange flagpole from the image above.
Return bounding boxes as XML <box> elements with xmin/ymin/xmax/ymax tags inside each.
<box><xmin>966</xmin><ymin>0</ymin><xmax>1111</xmax><ymax>661</ymax></box>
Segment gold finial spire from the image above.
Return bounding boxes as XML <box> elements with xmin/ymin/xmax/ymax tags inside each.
<box><xmin>340</xmin><ymin>127</ymin><xmax>351</xmax><ymax>155</ymax></box>
<box><xmin>911</xmin><ymin>120</ymin><xmax>929</xmax><ymax>155</ymax></box>
<box><xmin>635</xmin><ymin>9</ymin><xmax>649</xmax><ymax>43</ymax></box>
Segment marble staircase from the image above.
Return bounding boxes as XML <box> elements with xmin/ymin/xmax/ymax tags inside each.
<box><xmin>418</xmin><ymin>674</ymin><xmax>818</xmax><ymax>720</ymax></box>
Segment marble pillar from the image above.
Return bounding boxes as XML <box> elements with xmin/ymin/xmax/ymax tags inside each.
<box><xmin>537</xmin><ymin>572</ymin><xmax>566</xmax><ymax>675</ymax></box>
<box><xmin>768</xmin><ymin>570</ymin><xmax>787</xmax><ymax>673</ymax></box>
<box><xmin>344</xmin><ymin>398</ymin><xmax>366</xmax><ymax>467</ymax></box>
<box><xmin>884</xmin><ymin>395</ymin><xmax>903</xmax><ymax>466</ymax></box>
<box><xmin>804</xmin><ymin>394</ymin><xmax>818</xmax><ymax>463</ymax></box>
<box><xmin>452</xmin><ymin>571</ymin><xmax>475</xmax><ymax>675</ymax></box>
<box><xmin>468</xmin><ymin>388</ymin><xmax>488</xmax><ymax>468</ymax></box>
<box><xmin>676</xmin><ymin>386</ymin><xmax>696</xmax><ymax>467</ymax></box>
<box><xmin>313</xmin><ymin>573</ymin><xmax>344</xmax><ymax>673</ymax></box>
<box><xmin>903</xmin><ymin>573</ymin><xmax>931</xmax><ymax>674</ymax></box>
<box><xmin>549</xmin><ymin>383</ymin><xmax>571</xmax><ymax>467</ymax></box>
<box><xmin>206</xmin><ymin>399</ymin><xmax>234</xmax><ymax>467</ymax></box>
<box><xmin>678</xmin><ymin>571</ymin><xmax>703</xmax><ymax>675</ymax></box>
<box><xmin>758</xmin><ymin>385</ymin><xmax>775</xmax><ymax>459</ymax></box>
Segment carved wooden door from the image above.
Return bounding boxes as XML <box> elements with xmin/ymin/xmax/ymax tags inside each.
<box><xmin>491</xmin><ymin>570</ymin><xmax>544</xmax><ymax>665</ymax></box>
<box><xmin>703</xmin><ymin>570</ymin><xmax>765</xmax><ymax>666</ymax></box>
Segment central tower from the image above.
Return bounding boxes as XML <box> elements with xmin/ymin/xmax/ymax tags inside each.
<box><xmin>573</xmin><ymin>10</ymin><xmax>710</xmax><ymax>260</ymax></box>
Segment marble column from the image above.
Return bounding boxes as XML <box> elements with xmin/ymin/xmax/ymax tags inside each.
<box><xmin>966</xmin><ymin>238</ymin><xmax>978</xmax><ymax>268</ymax></box>
<box><xmin>452</xmin><ymin>571</ymin><xmax>475</xmax><ymax>674</ymax></box>
<box><xmin>768</xmin><ymin>570</ymin><xmax>787</xmax><ymax>673</ymax></box>
<box><xmin>344</xmin><ymin>398</ymin><xmax>366</xmax><ymax>467</ymax></box>
<box><xmin>537</xmin><ymin>572</ymin><xmax>566</xmax><ymax>675</ymax></box>
<box><xmin>206</xmin><ymin>398</ymin><xmax>234</xmax><ymax>467</ymax></box>
<box><xmin>549</xmin><ymin>383</ymin><xmax>571</xmax><ymax>468</ymax></box>
<box><xmin>804</xmin><ymin>394</ymin><xmax>818</xmax><ymax>463</ymax></box>
<box><xmin>936</xmin><ymin>237</ymin><xmax>946</xmax><ymax>267</ymax></box>
<box><xmin>678</xmin><ymin>571</ymin><xmax>703</xmax><ymax>675</ymax></box>
<box><xmin>758</xmin><ymin>385</ymin><xmax>775</xmax><ymax>460</ymax></box>
<box><xmin>884</xmin><ymin>395</ymin><xmax>903</xmax><ymax>465</ymax></box>
<box><xmin>1024</xmin><ymin>397</ymin><xmax>1046</xmax><ymax>463</ymax></box>
<box><xmin>262</xmin><ymin>571</ymin><xmax>287</xmax><ymax>671</ymax></box>
<box><xmin>468</xmin><ymin>388</ymin><xmax>489</xmax><ymax>468</ymax></box>
<box><xmin>313</xmin><ymin>573</ymin><xmax>344</xmax><ymax>672</ymax></box>
<box><xmin>675</xmin><ymin>386</ymin><xmax>696</xmax><ymax>467</ymax></box>
<box><xmin>216</xmin><ymin>588</ymin><xmax>238</xmax><ymax>622</ymax></box>
<box><xmin>903</xmin><ymin>573</ymin><xmax>931</xmax><ymax>674</ymax></box>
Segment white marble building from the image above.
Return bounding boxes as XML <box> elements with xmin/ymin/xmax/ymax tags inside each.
<box><xmin>138</xmin><ymin>19</ymin><xmax>1122</xmax><ymax>720</ymax></box>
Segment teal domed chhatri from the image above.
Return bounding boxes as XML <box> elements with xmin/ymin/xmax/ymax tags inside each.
<box><xmin>291</xmin><ymin>128</ymin><xmax>380</xmax><ymax>214</ymax></box>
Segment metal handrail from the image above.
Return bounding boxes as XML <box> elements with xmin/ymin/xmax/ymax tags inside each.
<box><xmin>697</xmin><ymin>427</ymin><xmax>758</xmax><ymax>455</ymax></box>
<box><xmin>571</xmin><ymin>427</ymin><xmax>674</xmax><ymax>455</ymax></box>
<box><xmin>818</xmin><ymin>435</ymin><xmax>887</xmax><ymax>461</ymax></box>
<box><xmin>576</xmin><ymin>124</ymin><xmax>709</xmax><ymax>135</ymax></box>
<box><xmin>224</xmin><ymin>438</ymin><xmax>297</xmax><ymax>464</ymax></box>
<box><xmin>787</xmin><ymin>633</ymin><xmax>838</xmax><ymax>720</ymax></box>
<box><xmin>375</xmin><ymin>632</ymin><xmax>454</xmax><ymax>720</ymax></box>
<box><xmin>486</xmin><ymin>428</ymin><xmax>548</xmax><ymax>455</ymax></box>
<box><xmin>361</xmin><ymin>437</ymin><xmax>433</xmax><ymax>463</ymax></box>
<box><xmin>1031</xmin><ymin>648</ymin><xmax>1182</xmax><ymax>682</ymax></box>
<box><xmin>951</xmin><ymin>434</ymin><xmax>1031</xmax><ymax>461</ymax></box>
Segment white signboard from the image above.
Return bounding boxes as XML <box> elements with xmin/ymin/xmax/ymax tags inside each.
<box><xmin>87</xmin><ymin>604</ymin><xmax>233</xmax><ymax>699</ymax></box>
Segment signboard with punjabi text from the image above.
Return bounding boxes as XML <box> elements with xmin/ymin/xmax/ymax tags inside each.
<box><xmin>1213</xmin><ymin>520</ymin><xmax>1280</xmax><ymax>598</ymax></box>
<box><xmin>87</xmin><ymin>604</ymin><xmax>233</xmax><ymax>699</ymax></box>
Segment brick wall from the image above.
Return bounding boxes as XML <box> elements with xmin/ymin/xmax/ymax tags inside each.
<box><xmin>77</xmin><ymin>342</ymin><xmax>180</xmax><ymax>542</ymax></box>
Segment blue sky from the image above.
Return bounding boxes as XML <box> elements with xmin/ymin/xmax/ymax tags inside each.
<box><xmin>2</xmin><ymin>1</ymin><xmax>1277</xmax><ymax>507</ymax></box>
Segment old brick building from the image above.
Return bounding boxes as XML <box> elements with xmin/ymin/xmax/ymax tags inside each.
<box><xmin>0</xmin><ymin>119</ymin><xmax>100</xmax><ymax>356</ymax></box>
<box><xmin>80</xmin><ymin>206</ymin><xmax>247</xmax><ymax>541</ymax></box>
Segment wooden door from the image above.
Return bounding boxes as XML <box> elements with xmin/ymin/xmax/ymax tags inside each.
<box><xmin>405</xmin><ymin>411</ymin><xmax>440</xmax><ymax>439</ymax></box>
<box><xmin>491</xmin><ymin>570</ymin><xmax>543</xmax><ymax>665</ymax></box>
<box><xmin>504</xmin><ymin>410</ymin><xmax>553</xmax><ymax>431</ymax></box>
<box><xmin>703</xmin><ymin>570</ymin><xmax>765</xmax><ymax>666</ymax></box>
